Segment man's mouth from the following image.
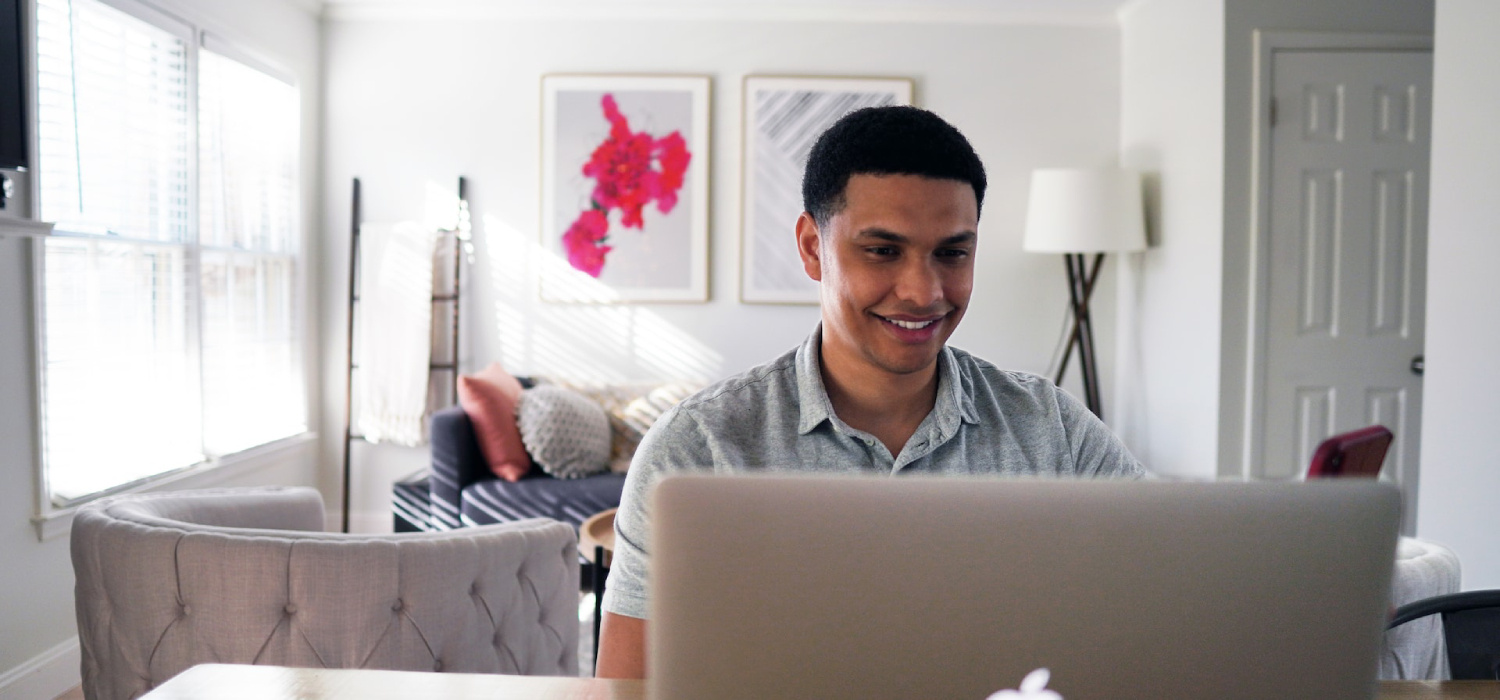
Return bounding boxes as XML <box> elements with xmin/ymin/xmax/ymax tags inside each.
<box><xmin>877</xmin><ymin>314</ymin><xmax>943</xmax><ymax>330</ymax></box>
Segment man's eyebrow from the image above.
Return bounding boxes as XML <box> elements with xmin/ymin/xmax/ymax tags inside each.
<box><xmin>940</xmin><ymin>232</ymin><xmax>978</xmax><ymax>246</ymax></box>
<box><xmin>852</xmin><ymin>229</ymin><xmax>978</xmax><ymax>245</ymax></box>
<box><xmin>853</xmin><ymin>228</ymin><xmax>908</xmax><ymax>243</ymax></box>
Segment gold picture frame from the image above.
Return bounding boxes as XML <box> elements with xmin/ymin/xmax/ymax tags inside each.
<box><xmin>540</xmin><ymin>73</ymin><xmax>712</xmax><ymax>303</ymax></box>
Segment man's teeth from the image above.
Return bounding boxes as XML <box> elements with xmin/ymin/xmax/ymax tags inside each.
<box><xmin>886</xmin><ymin>317</ymin><xmax>936</xmax><ymax>330</ymax></box>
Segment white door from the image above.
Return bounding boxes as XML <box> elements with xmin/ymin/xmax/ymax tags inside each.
<box><xmin>1260</xmin><ymin>50</ymin><xmax>1431</xmax><ymax>523</ymax></box>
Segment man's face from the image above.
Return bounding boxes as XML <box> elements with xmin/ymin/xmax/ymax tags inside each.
<box><xmin>797</xmin><ymin>173</ymin><xmax>979</xmax><ymax>379</ymax></box>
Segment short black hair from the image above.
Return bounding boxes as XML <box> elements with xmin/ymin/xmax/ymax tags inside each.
<box><xmin>801</xmin><ymin>105</ymin><xmax>987</xmax><ymax>226</ymax></box>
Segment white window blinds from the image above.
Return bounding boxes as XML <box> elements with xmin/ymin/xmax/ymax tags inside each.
<box><xmin>35</xmin><ymin>0</ymin><xmax>190</xmax><ymax>239</ymax></box>
<box><xmin>34</xmin><ymin>0</ymin><xmax>304</xmax><ymax>504</ymax></box>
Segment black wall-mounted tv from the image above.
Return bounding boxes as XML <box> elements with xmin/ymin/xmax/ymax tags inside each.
<box><xmin>0</xmin><ymin>0</ymin><xmax>27</xmax><ymax>170</ymax></box>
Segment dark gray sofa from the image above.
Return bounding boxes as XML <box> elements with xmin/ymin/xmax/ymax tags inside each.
<box><xmin>394</xmin><ymin>405</ymin><xmax>627</xmax><ymax>533</ymax></box>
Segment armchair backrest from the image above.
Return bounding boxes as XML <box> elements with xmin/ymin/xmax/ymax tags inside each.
<box><xmin>72</xmin><ymin>486</ymin><xmax>579</xmax><ymax>700</ymax></box>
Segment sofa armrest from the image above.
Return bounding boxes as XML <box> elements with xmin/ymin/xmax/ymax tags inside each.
<box><xmin>429</xmin><ymin>405</ymin><xmax>489</xmax><ymax>529</ymax></box>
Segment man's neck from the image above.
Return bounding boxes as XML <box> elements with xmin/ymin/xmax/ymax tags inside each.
<box><xmin>818</xmin><ymin>339</ymin><xmax>940</xmax><ymax>457</ymax></box>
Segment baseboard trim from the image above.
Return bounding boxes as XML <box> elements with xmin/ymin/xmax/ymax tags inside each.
<box><xmin>0</xmin><ymin>637</ymin><xmax>79</xmax><ymax>700</ymax></box>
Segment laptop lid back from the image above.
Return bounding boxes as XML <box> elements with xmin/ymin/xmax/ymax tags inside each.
<box><xmin>648</xmin><ymin>475</ymin><xmax>1400</xmax><ymax>700</ymax></box>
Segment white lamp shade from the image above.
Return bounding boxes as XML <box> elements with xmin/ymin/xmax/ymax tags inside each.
<box><xmin>1022</xmin><ymin>168</ymin><xmax>1147</xmax><ymax>253</ymax></box>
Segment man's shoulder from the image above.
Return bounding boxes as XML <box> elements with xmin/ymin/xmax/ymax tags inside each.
<box><xmin>946</xmin><ymin>346</ymin><xmax>1144</xmax><ymax>478</ymax></box>
<box><xmin>630</xmin><ymin>345</ymin><xmax>802</xmax><ymax>470</ymax></box>
<box><xmin>946</xmin><ymin>345</ymin><xmax>1061</xmax><ymax>406</ymax></box>
<box><xmin>673</xmin><ymin>344</ymin><xmax>800</xmax><ymax>418</ymax></box>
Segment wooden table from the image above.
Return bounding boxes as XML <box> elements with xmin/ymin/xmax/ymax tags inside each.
<box><xmin>580</xmin><ymin>508</ymin><xmax>616</xmax><ymax>569</ymax></box>
<box><xmin>141</xmin><ymin>664</ymin><xmax>1499</xmax><ymax>699</ymax></box>
<box><xmin>1380</xmin><ymin>683</ymin><xmax>1500</xmax><ymax>699</ymax></box>
<box><xmin>141</xmin><ymin>664</ymin><xmax>643</xmax><ymax>700</ymax></box>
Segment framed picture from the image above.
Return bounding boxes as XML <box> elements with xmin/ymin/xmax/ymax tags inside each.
<box><xmin>540</xmin><ymin>74</ymin><xmax>711</xmax><ymax>302</ymax></box>
<box><xmin>739</xmin><ymin>76</ymin><xmax>914</xmax><ymax>304</ymax></box>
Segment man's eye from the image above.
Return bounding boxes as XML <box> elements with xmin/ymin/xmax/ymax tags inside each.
<box><xmin>866</xmin><ymin>246</ymin><xmax>897</xmax><ymax>256</ymax></box>
<box><xmin>937</xmin><ymin>248</ymin><xmax>971</xmax><ymax>260</ymax></box>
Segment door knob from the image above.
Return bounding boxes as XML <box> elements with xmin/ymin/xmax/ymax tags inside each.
<box><xmin>1411</xmin><ymin>355</ymin><xmax>1424</xmax><ymax>376</ymax></box>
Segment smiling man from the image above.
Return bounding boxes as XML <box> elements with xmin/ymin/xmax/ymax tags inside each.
<box><xmin>595</xmin><ymin>106</ymin><xmax>1145</xmax><ymax>679</ymax></box>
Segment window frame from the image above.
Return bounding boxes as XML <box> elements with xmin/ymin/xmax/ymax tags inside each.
<box><xmin>25</xmin><ymin>0</ymin><xmax>314</xmax><ymax>539</ymax></box>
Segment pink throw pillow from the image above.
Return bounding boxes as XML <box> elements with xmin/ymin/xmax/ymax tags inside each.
<box><xmin>456</xmin><ymin>363</ymin><xmax>531</xmax><ymax>481</ymax></box>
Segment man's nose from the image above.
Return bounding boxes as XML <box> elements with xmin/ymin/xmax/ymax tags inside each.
<box><xmin>894</xmin><ymin>258</ymin><xmax>944</xmax><ymax>307</ymax></box>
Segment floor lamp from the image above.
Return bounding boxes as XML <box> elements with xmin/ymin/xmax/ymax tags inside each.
<box><xmin>1022</xmin><ymin>167</ymin><xmax>1146</xmax><ymax>420</ymax></box>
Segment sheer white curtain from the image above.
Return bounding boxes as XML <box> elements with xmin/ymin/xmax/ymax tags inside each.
<box><xmin>198</xmin><ymin>48</ymin><xmax>304</xmax><ymax>455</ymax></box>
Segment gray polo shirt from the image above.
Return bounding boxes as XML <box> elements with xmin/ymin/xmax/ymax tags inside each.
<box><xmin>601</xmin><ymin>328</ymin><xmax>1146</xmax><ymax>619</ymax></box>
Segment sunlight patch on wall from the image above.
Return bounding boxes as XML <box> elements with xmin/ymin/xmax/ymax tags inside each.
<box><xmin>480</xmin><ymin>213</ymin><xmax>723</xmax><ymax>383</ymax></box>
<box><xmin>629</xmin><ymin>310</ymin><xmax>721</xmax><ymax>383</ymax></box>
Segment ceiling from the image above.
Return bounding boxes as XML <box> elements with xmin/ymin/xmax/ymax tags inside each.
<box><xmin>318</xmin><ymin>0</ymin><xmax>1137</xmax><ymax>24</ymax></box>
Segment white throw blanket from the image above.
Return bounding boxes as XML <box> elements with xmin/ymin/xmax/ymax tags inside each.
<box><xmin>356</xmin><ymin>221</ymin><xmax>438</xmax><ymax>446</ymax></box>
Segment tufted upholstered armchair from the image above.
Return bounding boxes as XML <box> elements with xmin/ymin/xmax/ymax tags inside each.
<box><xmin>1381</xmin><ymin>537</ymin><xmax>1463</xmax><ymax>679</ymax></box>
<box><xmin>70</xmin><ymin>486</ymin><xmax>579</xmax><ymax>700</ymax></box>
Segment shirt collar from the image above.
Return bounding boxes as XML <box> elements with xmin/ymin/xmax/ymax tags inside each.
<box><xmin>795</xmin><ymin>327</ymin><xmax>835</xmax><ymax>434</ymax></box>
<box><xmin>942</xmin><ymin>345</ymin><xmax>982</xmax><ymax>428</ymax></box>
<box><xmin>795</xmin><ymin>325</ymin><xmax>977</xmax><ymax>435</ymax></box>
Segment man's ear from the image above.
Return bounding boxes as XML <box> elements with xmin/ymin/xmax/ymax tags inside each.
<box><xmin>796</xmin><ymin>212</ymin><xmax>823</xmax><ymax>282</ymax></box>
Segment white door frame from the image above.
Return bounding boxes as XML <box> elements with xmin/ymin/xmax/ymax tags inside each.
<box><xmin>1232</xmin><ymin>30</ymin><xmax>1433</xmax><ymax>481</ymax></box>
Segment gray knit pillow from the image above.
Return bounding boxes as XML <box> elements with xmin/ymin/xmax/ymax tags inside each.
<box><xmin>516</xmin><ymin>385</ymin><xmax>612</xmax><ymax>479</ymax></box>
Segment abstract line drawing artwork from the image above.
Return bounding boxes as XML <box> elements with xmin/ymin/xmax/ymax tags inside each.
<box><xmin>740</xmin><ymin>76</ymin><xmax>913</xmax><ymax>304</ymax></box>
<box><xmin>541</xmin><ymin>74</ymin><xmax>710</xmax><ymax>303</ymax></box>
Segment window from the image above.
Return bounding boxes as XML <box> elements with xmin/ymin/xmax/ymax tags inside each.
<box><xmin>34</xmin><ymin>0</ymin><xmax>303</xmax><ymax>504</ymax></box>
<box><xmin>196</xmin><ymin>47</ymin><xmax>303</xmax><ymax>455</ymax></box>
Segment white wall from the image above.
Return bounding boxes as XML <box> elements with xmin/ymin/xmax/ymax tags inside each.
<box><xmin>1115</xmin><ymin>0</ymin><xmax>1225</xmax><ymax>477</ymax></box>
<box><xmin>321</xmin><ymin>15</ymin><xmax>1127</xmax><ymax>522</ymax></box>
<box><xmin>1417</xmin><ymin>0</ymin><xmax>1500</xmax><ymax>590</ymax></box>
<box><xmin>0</xmin><ymin>0</ymin><xmax>322</xmax><ymax>688</ymax></box>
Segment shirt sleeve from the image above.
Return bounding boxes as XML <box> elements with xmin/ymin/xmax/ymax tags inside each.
<box><xmin>600</xmin><ymin>406</ymin><xmax>713</xmax><ymax>619</ymax></box>
<box><xmin>1053</xmin><ymin>386</ymin><xmax>1148</xmax><ymax>479</ymax></box>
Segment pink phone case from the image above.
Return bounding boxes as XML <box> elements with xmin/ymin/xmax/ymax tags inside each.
<box><xmin>1307</xmin><ymin>426</ymin><xmax>1393</xmax><ymax>478</ymax></box>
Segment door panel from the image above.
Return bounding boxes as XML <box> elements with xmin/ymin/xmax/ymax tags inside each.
<box><xmin>1261</xmin><ymin>50</ymin><xmax>1431</xmax><ymax>531</ymax></box>
<box><xmin>1297</xmin><ymin>168</ymin><xmax>1341</xmax><ymax>337</ymax></box>
<box><xmin>1370</xmin><ymin>170</ymin><xmax>1415</xmax><ymax>337</ymax></box>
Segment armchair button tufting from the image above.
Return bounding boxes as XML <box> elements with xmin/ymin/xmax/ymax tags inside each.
<box><xmin>181</xmin><ymin>605</ymin><xmax>191</xmax><ymax>616</ymax></box>
<box><xmin>391</xmin><ymin>599</ymin><xmax>403</xmax><ymax>612</ymax></box>
<box><xmin>433</xmin><ymin>661</ymin><xmax>443</xmax><ymax>672</ymax></box>
<box><xmin>284</xmin><ymin>603</ymin><xmax>297</xmax><ymax>615</ymax></box>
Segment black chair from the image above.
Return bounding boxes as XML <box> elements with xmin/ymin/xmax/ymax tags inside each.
<box><xmin>1387</xmin><ymin>589</ymin><xmax>1500</xmax><ymax>680</ymax></box>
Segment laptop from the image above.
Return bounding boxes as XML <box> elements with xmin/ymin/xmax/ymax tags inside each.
<box><xmin>648</xmin><ymin>475</ymin><xmax>1400</xmax><ymax>700</ymax></box>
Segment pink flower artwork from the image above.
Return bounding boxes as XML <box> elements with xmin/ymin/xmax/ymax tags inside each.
<box><xmin>562</xmin><ymin>94</ymin><xmax>692</xmax><ymax>277</ymax></box>
<box><xmin>561</xmin><ymin>209</ymin><xmax>612</xmax><ymax>278</ymax></box>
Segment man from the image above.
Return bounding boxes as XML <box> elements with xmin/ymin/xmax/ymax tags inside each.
<box><xmin>596</xmin><ymin>106</ymin><xmax>1145</xmax><ymax>678</ymax></box>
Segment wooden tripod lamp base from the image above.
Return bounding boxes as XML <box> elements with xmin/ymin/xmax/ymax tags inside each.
<box><xmin>1023</xmin><ymin>168</ymin><xmax>1148</xmax><ymax>420</ymax></box>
